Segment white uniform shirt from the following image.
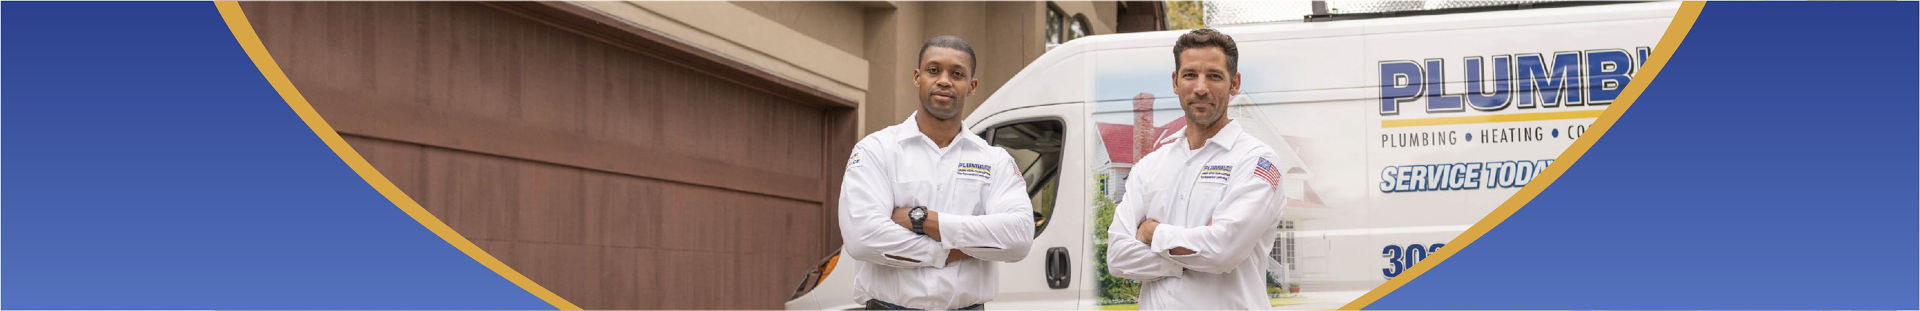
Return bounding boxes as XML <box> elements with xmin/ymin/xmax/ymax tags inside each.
<box><xmin>1105</xmin><ymin>121</ymin><xmax>1286</xmax><ymax>310</ymax></box>
<box><xmin>838</xmin><ymin>112</ymin><xmax>1036</xmax><ymax>309</ymax></box>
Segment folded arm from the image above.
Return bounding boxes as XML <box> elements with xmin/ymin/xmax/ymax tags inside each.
<box><xmin>838</xmin><ymin>146</ymin><xmax>951</xmax><ymax>268</ymax></box>
<box><xmin>1150</xmin><ymin>154</ymin><xmax>1286</xmax><ymax>274</ymax></box>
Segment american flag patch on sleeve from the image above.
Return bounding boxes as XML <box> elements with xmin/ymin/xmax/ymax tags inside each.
<box><xmin>1253</xmin><ymin>157</ymin><xmax>1279</xmax><ymax>190</ymax></box>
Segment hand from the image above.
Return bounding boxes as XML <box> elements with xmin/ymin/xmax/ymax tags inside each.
<box><xmin>947</xmin><ymin>249</ymin><xmax>973</xmax><ymax>262</ymax></box>
<box><xmin>890</xmin><ymin>207</ymin><xmax>943</xmax><ymax>241</ymax></box>
<box><xmin>891</xmin><ymin>207</ymin><xmax>913</xmax><ymax>229</ymax></box>
<box><xmin>1137</xmin><ymin>218</ymin><xmax>1160</xmax><ymax>245</ymax></box>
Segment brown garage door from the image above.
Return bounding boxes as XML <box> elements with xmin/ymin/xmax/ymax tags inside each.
<box><xmin>240</xmin><ymin>2</ymin><xmax>852</xmax><ymax>309</ymax></box>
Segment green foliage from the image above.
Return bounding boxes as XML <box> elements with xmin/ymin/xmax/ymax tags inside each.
<box><xmin>1093</xmin><ymin>173</ymin><xmax>1140</xmax><ymax>305</ymax></box>
<box><xmin>1165</xmin><ymin>0</ymin><xmax>1206</xmax><ymax>30</ymax></box>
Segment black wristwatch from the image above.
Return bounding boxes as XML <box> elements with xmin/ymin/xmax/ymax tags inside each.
<box><xmin>908</xmin><ymin>206</ymin><xmax>928</xmax><ymax>235</ymax></box>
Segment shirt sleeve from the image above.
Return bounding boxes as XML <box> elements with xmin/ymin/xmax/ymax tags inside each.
<box><xmin>838</xmin><ymin>143</ymin><xmax>951</xmax><ymax>268</ymax></box>
<box><xmin>1104</xmin><ymin>163</ymin><xmax>1186</xmax><ymax>280</ymax></box>
<box><xmin>937</xmin><ymin>155</ymin><xmax>1035</xmax><ymax>262</ymax></box>
<box><xmin>1151</xmin><ymin>151</ymin><xmax>1286</xmax><ymax>274</ymax></box>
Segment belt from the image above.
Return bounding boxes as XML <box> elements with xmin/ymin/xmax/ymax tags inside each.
<box><xmin>864</xmin><ymin>299</ymin><xmax>984</xmax><ymax>310</ymax></box>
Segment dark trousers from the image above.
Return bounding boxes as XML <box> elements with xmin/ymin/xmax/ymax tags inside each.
<box><xmin>864</xmin><ymin>299</ymin><xmax>984</xmax><ymax>310</ymax></box>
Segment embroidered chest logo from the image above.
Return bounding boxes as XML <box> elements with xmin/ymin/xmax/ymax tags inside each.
<box><xmin>1200</xmin><ymin>165</ymin><xmax>1233</xmax><ymax>181</ymax></box>
<box><xmin>957</xmin><ymin>162</ymin><xmax>993</xmax><ymax>180</ymax></box>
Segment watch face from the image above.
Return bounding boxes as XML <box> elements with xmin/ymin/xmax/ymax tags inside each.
<box><xmin>909</xmin><ymin>208</ymin><xmax>926</xmax><ymax>219</ymax></box>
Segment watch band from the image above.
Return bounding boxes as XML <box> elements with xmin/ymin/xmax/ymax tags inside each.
<box><xmin>909</xmin><ymin>206</ymin><xmax>928</xmax><ymax>235</ymax></box>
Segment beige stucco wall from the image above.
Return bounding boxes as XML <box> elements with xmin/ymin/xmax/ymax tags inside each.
<box><xmin>731</xmin><ymin>2</ymin><xmax>872</xmax><ymax>58</ymax></box>
<box><xmin>575</xmin><ymin>1</ymin><xmax>1122</xmax><ymax>136</ymax></box>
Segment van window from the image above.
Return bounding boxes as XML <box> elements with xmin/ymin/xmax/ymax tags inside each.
<box><xmin>980</xmin><ymin>120</ymin><xmax>1064</xmax><ymax>236</ymax></box>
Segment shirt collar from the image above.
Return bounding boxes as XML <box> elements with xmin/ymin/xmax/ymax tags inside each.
<box><xmin>1172</xmin><ymin>119</ymin><xmax>1242</xmax><ymax>152</ymax></box>
<box><xmin>893</xmin><ymin>111</ymin><xmax>985</xmax><ymax>150</ymax></box>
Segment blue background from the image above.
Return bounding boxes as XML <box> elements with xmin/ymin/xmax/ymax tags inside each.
<box><xmin>2</xmin><ymin>2</ymin><xmax>551</xmax><ymax>309</ymax></box>
<box><xmin>1371</xmin><ymin>2</ymin><xmax>1919</xmax><ymax>309</ymax></box>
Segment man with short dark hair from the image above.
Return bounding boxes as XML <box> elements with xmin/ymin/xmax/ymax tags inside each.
<box><xmin>1104</xmin><ymin>28</ymin><xmax>1287</xmax><ymax>310</ymax></box>
<box><xmin>838</xmin><ymin>35</ymin><xmax>1035</xmax><ymax>310</ymax></box>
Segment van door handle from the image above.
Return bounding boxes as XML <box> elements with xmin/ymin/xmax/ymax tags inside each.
<box><xmin>1044</xmin><ymin>247</ymin><xmax>1069</xmax><ymax>289</ymax></box>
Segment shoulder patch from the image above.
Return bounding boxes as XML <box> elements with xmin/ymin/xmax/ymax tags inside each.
<box><xmin>1252</xmin><ymin>157</ymin><xmax>1279</xmax><ymax>189</ymax></box>
<box><xmin>846</xmin><ymin>152</ymin><xmax>864</xmax><ymax>170</ymax></box>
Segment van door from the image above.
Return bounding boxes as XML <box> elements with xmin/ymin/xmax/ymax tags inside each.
<box><xmin>971</xmin><ymin>103</ymin><xmax>1087</xmax><ymax>309</ymax></box>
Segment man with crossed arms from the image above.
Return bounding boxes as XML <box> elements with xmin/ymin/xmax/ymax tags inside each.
<box><xmin>1105</xmin><ymin>28</ymin><xmax>1287</xmax><ymax>310</ymax></box>
<box><xmin>839</xmin><ymin>35</ymin><xmax>1034</xmax><ymax>310</ymax></box>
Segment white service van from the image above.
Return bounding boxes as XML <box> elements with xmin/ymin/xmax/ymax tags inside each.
<box><xmin>789</xmin><ymin>2</ymin><xmax>1679</xmax><ymax>309</ymax></box>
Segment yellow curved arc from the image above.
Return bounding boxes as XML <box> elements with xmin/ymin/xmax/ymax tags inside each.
<box><xmin>1340</xmin><ymin>2</ymin><xmax>1706</xmax><ymax>309</ymax></box>
<box><xmin>214</xmin><ymin>2</ymin><xmax>582</xmax><ymax>310</ymax></box>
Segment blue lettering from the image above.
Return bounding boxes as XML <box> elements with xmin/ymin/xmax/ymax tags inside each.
<box><xmin>1463</xmin><ymin>162</ymin><xmax>1483</xmax><ymax>189</ymax></box>
<box><xmin>1586</xmin><ymin>49</ymin><xmax>1634</xmax><ymax>104</ymax></box>
<box><xmin>1514</xmin><ymin>160</ymin><xmax>1537</xmax><ymax>187</ymax></box>
<box><xmin>1381</xmin><ymin>160</ymin><xmax>1555</xmax><ymax>192</ymax></box>
<box><xmin>1466</xmin><ymin>56</ymin><xmax>1512</xmax><ymax>111</ymax></box>
<box><xmin>1379</xmin><ymin>61</ymin><xmax>1423</xmax><ymax>115</ymax></box>
<box><xmin>1638</xmin><ymin>46</ymin><xmax>1651</xmax><ymax>68</ymax></box>
<box><xmin>1408</xmin><ymin>164</ymin><xmax>1428</xmax><ymax>191</ymax></box>
<box><xmin>1443</xmin><ymin>163</ymin><xmax>1459</xmax><ymax>189</ymax></box>
<box><xmin>1405</xmin><ymin>244</ymin><xmax>1428</xmax><ymax>268</ymax></box>
<box><xmin>1424</xmin><ymin>58</ymin><xmax>1464</xmax><ymax>112</ymax></box>
<box><xmin>1405</xmin><ymin>165</ymin><xmax>1420</xmax><ymax>191</ymax></box>
<box><xmin>1382</xmin><ymin>245</ymin><xmax>1405</xmax><ymax>278</ymax></box>
<box><xmin>1515</xmin><ymin>52</ymin><xmax>1585</xmax><ymax>108</ymax></box>
<box><xmin>1380</xmin><ymin>167</ymin><xmax>1397</xmax><ymax>193</ymax></box>
<box><xmin>1487</xmin><ymin>161</ymin><xmax>1515</xmax><ymax>188</ymax></box>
